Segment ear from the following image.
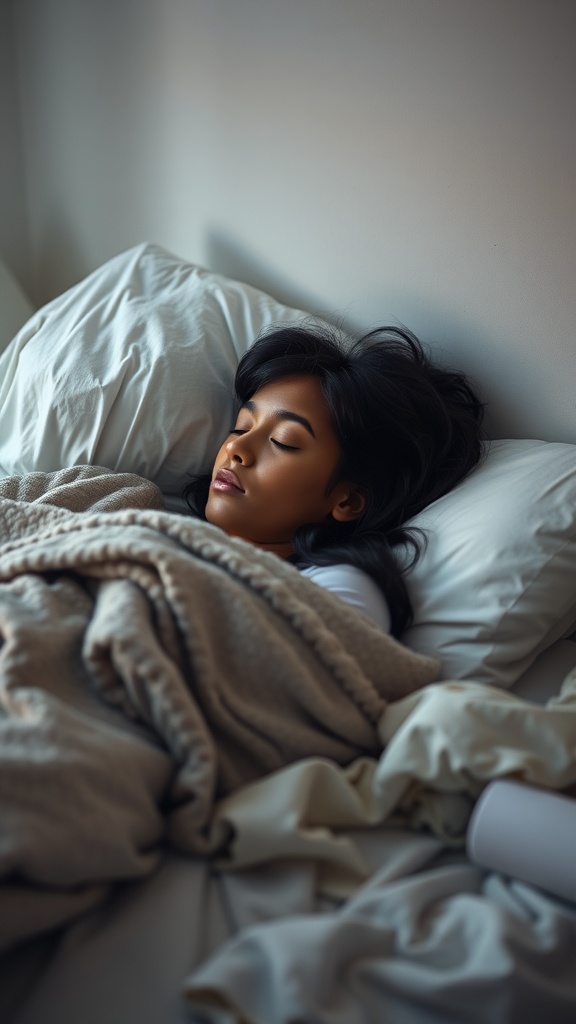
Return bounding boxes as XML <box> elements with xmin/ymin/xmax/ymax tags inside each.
<box><xmin>329</xmin><ymin>484</ymin><xmax>367</xmax><ymax>523</ymax></box>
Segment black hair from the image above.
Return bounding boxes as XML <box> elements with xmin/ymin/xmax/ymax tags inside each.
<box><xmin>183</xmin><ymin>323</ymin><xmax>485</xmax><ymax>636</ymax></box>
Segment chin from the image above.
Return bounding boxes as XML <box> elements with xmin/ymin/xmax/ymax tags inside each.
<box><xmin>205</xmin><ymin>505</ymin><xmax>239</xmax><ymax>535</ymax></box>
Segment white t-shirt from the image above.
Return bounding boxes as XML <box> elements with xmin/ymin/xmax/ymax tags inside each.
<box><xmin>300</xmin><ymin>563</ymin><xmax>391</xmax><ymax>634</ymax></box>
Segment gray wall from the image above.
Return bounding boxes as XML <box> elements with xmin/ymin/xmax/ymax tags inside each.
<box><xmin>6</xmin><ymin>0</ymin><xmax>576</xmax><ymax>441</ymax></box>
<box><xmin>0</xmin><ymin>0</ymin><xmax>30</xmax><ymax>287</ymax></box>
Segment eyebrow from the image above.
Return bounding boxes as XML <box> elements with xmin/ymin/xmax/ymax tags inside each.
<box><xmin>243</xmin><ymin>400</ymin><xmax>316</xmax><ymax>438</ymax></box>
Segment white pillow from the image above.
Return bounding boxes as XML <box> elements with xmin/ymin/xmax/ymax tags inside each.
<box><xmin>401</xmin><ymin>439</ymin><xmax>576</xmax><ymax>687</ymax></box>
<box><xmin>0</xmin><ymin>243</ymin><xmax>315</xmax><ymax>494</ymax></box>
<box><xmin>0</xmin><ymin>257</ymin><xmax>35</xmax><ymax>356</ymax></box>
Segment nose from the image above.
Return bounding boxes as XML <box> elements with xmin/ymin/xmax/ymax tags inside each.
<box><xmin>226</xmin><ymin>433</ymin><xmax>255</xmax><ymax>466</ymax></box>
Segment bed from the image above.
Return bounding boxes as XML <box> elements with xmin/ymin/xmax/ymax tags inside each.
<box><xmin>1</xmin><ymin>243</ymin><xmax>575</xmax><ymax>1024</ymax></box>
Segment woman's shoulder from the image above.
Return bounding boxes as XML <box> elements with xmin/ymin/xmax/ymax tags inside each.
<box><xmin>300</xmin><ymin>562</ymin><xmax>391</xmax><ymax>634</ymax></box>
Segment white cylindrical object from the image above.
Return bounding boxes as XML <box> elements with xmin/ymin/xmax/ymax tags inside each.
<box><xmin>466</xmin><ymin>780</ymin><xmax>576</xmax><ymax>904</ymax></box>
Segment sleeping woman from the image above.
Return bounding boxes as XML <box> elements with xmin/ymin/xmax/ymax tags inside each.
<box><xmin>183</xmin><ymin>324</ymin><xmax>485</xmax><ymax>638</ymax></box>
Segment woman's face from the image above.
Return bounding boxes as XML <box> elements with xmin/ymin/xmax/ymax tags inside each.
<box><xmin>205</xmin><ymin>374</ymin><xmax>363</xmax><ymax>556</ymax></box>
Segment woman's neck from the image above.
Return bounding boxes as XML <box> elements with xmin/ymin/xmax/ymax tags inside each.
<box><xmin>251</xmin><ymin>539</ymin><xmax>294</xmax><ymax>559</ymax></box>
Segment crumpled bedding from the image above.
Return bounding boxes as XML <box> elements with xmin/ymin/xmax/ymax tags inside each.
<box><xmin>181</xmin><ymin>671</ymin><xmax>576</xmax><ymax>1023</ymax></box>
<box><xmin>0</xmin><ymin>466</ymin><xmax>438</xmax><ymax>954</ymax></box>
<box><xmin>3</xmin><ymin>466</ymin><xmax>576</xmax><ymax>1023</ymax></box>
<box><xmin>204</xmin><ymin>668</ymin><xmax>576</xmax><ymax>892</ymax></box>
<box><xmin>184</xmin><ymin>839</ymin><xmax>576</xmax><ymax>1024</ymax></box>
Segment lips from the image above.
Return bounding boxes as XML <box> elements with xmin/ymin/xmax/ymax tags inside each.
<box><xmin>212</xmin><ymin>468</ymin><xmax>245</xmax><ymax>493</ymax></box>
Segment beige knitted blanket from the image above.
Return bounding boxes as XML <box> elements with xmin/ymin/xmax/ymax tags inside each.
<box><xmin>0</xmin><ymin>466</ymin><xmax>439</xmax><ymax>952</ymax></box>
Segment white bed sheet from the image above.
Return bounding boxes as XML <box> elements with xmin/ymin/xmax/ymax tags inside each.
<box><xmin>6</xmin><ymin>829</ymin><xmax>576</xmax><ymax>1024</ymax></box>
<box><xmin>511</xmin><ymin>636</ymin><xmax>576</xmax><ymax>705</ymax></box>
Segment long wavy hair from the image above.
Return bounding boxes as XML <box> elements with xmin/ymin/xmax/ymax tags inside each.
<box><xmin>183</xmin><ymin>324</ymin><xmax>485</xmax><ymax>636</ymax></box>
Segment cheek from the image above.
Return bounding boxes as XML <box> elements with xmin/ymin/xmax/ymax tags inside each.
<box><xmin>281</xmin><ymin>469</ymin><xmax>331</xmax><ymax>513</ymax></box>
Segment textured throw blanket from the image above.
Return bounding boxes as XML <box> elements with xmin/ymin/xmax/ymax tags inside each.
<box><xmin>0</xmin><ymin>466</ymin><xmax>439</xmax><ymax>952</ymax></box>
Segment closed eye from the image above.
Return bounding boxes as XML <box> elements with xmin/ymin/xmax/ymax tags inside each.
<box><xmin>271</xmin><ymin>438</ymin><xmax>299</xmax><ymax>452</ymax></box>
<box><xmin>229</xmin><ymin>428</ymin><xmax>299</xmax><ymax>451</ymax></box>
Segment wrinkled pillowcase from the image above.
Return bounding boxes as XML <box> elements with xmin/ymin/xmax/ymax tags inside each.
<box><xmin>0</xmin><ymin>242</ymin><xmax>318</xmax><ymax>494</ymax></box>
<box><xmin>401</xmin><ymin>438</ymin><xmax>576</xmax><ymax>688</ymax></box>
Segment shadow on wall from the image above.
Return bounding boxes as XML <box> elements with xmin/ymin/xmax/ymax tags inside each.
<box><xmin>33</xmin><ymin>214</ymin><xmax>90</xmax><ymax>307</ymax></box>
<box><xmin>204</xmin><ymin>228</ymin><xmax>363</xmax><ymax>334</ymax></box>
